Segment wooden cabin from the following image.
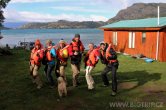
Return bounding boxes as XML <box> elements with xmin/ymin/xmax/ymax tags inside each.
<box><xmin>101</xmin><ymin>17</ymin><xmax>166</xmax><ymax>62</ymax></box>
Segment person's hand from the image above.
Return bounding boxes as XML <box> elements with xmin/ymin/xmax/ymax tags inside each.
<box><xmin>97</xmin><ymin>56</ymin><xmax>100</xmax><ymax>60</ymax></box>
<box><xmin>109</xmin><ymin>43</ymin><xmax>112</xmax><ymax>47</ymax></box>
<box><xmin>74</xmin><ymin>51</ymin><xmax>78</xmax><ymax>55</ymax></box>
<box><xmin>36</xmin><ymin>53</ymin><xmax>40</xmax><ymax>57</ymax></box>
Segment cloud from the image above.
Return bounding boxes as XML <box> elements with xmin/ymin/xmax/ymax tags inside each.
<box><xmin>89</xmin><ymin>15</ymin><xmax>108</xmax><ymax>21</ymax></box>
<box><xmin>52</xmin><ymin>6</ymin><xmax>107</xmax><ymax>13</ymax></box>
<box><xmin>10</xmin><ymin>0</ymin><xmax>79</xmax><ymax>3</ymax></box>
<box><xmin>4</xmin><ymin>10</ymin><xmax>108</xmax><ymax>22</ymax></box>
<box><xmin>7</xmin><ymin>0</ymin><xmax>166</xmax><ymax>23</ymax></box>
<box><xmin>91</xmin><ymin>0</ymin><xmax>166</xmax><ymax>8</ymax></box>
<box><xmin>10</xmin><ymin>0</ymin><xmax>55</xmax><ymax>3</ymax></box>
<box><xmin>88</xmin><ymin>0</ymin><xmax>129</xmax><ymax>10</ymax></box>
<box><xmin>118</xmin><ymin>0</ymin><xmax>128</xmax><ymax>8</ymax></box>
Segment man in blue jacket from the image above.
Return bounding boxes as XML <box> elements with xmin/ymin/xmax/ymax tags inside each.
<box><xmin>44</xmin><ymin>40</ymin><xmax>56</xmax><ymax>88</ymax></box>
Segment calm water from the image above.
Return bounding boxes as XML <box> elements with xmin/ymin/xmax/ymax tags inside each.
<box><xmin>0</xmin><ymin>29</ymin><xmax>104</xmax><ymax>49</ymax></box>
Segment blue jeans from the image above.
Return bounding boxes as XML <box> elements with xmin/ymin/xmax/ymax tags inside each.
<box><xmin>44</xmin><ymin>64</ymin><xmax>55</xmax><ymax>86</ymax></box>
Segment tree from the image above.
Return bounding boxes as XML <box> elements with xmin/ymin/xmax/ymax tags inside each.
<box><xmin>0</xmin><ymin>0</ymin><xmax>10</xmax><ymax>28</ymax></box>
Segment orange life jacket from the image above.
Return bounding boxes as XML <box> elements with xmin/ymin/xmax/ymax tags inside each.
<box><xmin>46</xmin><ymin>46</ymin><xmax>54</xmax><ymax>61</ymax></box>
<box><xmin>71</xmin><ymin>41</ymin><xmax>84</xmax><ymax>52</ymax></box>
<box><xmin>106</xmin><ymin>46</ymin><xmax>117</xmax><ymax>63</ymax></box>
<box><xmin>57</xmin><ymin>45</ymin><xmax>69</xmax><ymax>62</ymax></box>
<box><xmin>84</xmin><ymin>49</ymin><xmax>93</xmax><ymax>64</ymax></box>
<box><xmin>30</xmin><ymin>48</ymin><xmax>44</xmax><ymax>66</ymax></box>
<box><xmin>86</xmin><ymin>48</ymin><xmax>100</xmax><ymax>67</ymax></box>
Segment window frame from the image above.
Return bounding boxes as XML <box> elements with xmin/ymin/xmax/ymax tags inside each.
<box><xmin>142</xmin><ymin>32</ymin><xmax>146</xmax><ymax>44</ymax></box>
<box><xmin>113</xmin><ymin>31</ymin><xmax>118</xmax><ymax>46</ymax></box>
<box><xmin>129</xmin><ymin>32</ymin><xmax>135</xmax><ymax>48</ymax></box>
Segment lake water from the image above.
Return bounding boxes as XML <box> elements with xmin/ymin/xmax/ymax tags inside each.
<box><xmin>0</xmin><ymin>29</ymin><xmax>104</xmax><ymax>49</ymax></box>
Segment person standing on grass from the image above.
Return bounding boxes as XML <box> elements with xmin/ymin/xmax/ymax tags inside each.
<box><xmin>29</xmin><ymin>39</ymin><xmax>44</xmax><ymax>89</ymax></box>
<box><xmin>55</xmin><ymin>39</ymin><xmax>69</xmax><ymax>83</ymax></box>
<box><xmin>100</xmin><ymin>42</ymin><xmax>119</xmax><ymax>96</ymax></box>
<box><xmin>84</xmin><ymin>43</ymin><xmax>100</xmax><ymax>90</ymax></box>
<box><xmin>44</xmin><ymin>40</ymin><xmax>56</xmax><ymax>88</ymax></box>
<box><xmin>68</xmin><ymin>34</ymin><xmax>85</xmax><ymax>87</ymax></box>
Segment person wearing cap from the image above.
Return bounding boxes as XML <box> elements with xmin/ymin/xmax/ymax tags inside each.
<box><xmin>44</xmin><ymin>39</ymin><xmax>56</xmax><ymax>87</ymax></box>
<box><xmin>84</xmin><ymin>43</ymin><xmax>100</xmax><ymax>90</ymax></box>
<box><xmin>55</xmin><ymin>39</ymin><xmax>69</xmax><ymax>82</ymax></box>
<box><xmin>99</xmin><ymin>42</ymin><xmax>119</xmax><ymax>96</ymax></box>
<box><xmin>99</xmin><ymin>42</ymin><xmax>109</xmax><ymax>65</ymax></box>
<box><xmin>68</xmin><ymin>34</ymin><xmax>85</xmax><ymax>87</ymax></box>
<box><xmin>29</xmin><ymin>39</ymin><xmax>44</xmax><ymax>89</ymax></box>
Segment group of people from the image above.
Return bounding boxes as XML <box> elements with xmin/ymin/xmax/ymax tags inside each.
<box><xmin>29</xmin><ymin>34</ymin><xmax>119</xmax><ymax>96</ymax></box>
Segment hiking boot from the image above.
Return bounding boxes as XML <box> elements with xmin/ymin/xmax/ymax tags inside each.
<box><xmin>73</xmin><ymin>84</ymin><xmax>78</xmax><ymax>87</ymax></box>
<box><xmin>88</xmin><ymin>88</ymin><xmax>95</xmax><ymax>91</ymax></box>
<box><xmin>32</xmin><ymin>80</ymin><xmax>36</xmax><ymax>84</ymax></box>
<box><xmin>88</xmin><ymin>87</ymin><xmax>95</xmax><ymax>91</ymax></box>
<box><xmin>76</xmin><ymin>82</ymin><xmax>81</xmax><ymax>86</ymax></box>
<box><xmin>101</xmin><ymin>84</ymin><xmax>110</xmax><ymax>87</ymax></box>
<box><xmin>111</xmin><ymin>91</ymin><xmax>117</xmax><ymax>96</ymax></box>
<box><xmin>37</xmin><ymin>85</ymin><xmax>42</xmax><ymax>89</ymax></box>
<box><xmin>73</xmin><ymin>81</ymin><xmax>80</xmax><ymax>87</ymax></box>
<box><xmin>49</xmin><ymin>85</ymin><xmax>55</xmax><ymax>89</ymax></box>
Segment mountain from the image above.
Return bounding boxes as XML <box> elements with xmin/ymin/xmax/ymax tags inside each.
<box><xmin>0</xmin><ymin>26</ymin><xmax>10</xmax><ymax>30</ymax></box>
<box><xmin>4</xmin><ymin>22</ymin><xmax>27</xmax><ymax>29</ymax></box>
<box><xmin>17</xmin><ymin>3</ymin><xmax>166</xmax><ymax>29</ymax></box>
<box><xmin>19</xmin><ymin>20</ymin><xmax>106</xmax><ymax>29</ymax></box>
<box><xmin>107</xmin><ymin>3</ymin><xmax>166</xmax><ymax>23</ymax></box>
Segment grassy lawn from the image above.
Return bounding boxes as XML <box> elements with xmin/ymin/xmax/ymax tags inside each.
<box><xmin>0</xmin><ymin>49</ymin><xmax>166</xmax><ymax>110</ymax></box>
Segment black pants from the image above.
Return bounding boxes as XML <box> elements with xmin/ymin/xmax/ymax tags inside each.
<box><xmin>101</xmin><ymin>63</ymin><xmax>118</xmax><ymax>92</ymax></box>
<box><xmin>44</xmin><ymin>64</ymin><xmax>55</xmax><ymax>86</ymax></box>
<box><xmin>55</xmin><ymin>60</ymin><xmax>60</xmax><ymax>78</ymax></box>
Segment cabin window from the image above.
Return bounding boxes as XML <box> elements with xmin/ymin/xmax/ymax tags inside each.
<box><xmin>113</xmin><ymin>32</ymin><xmax>118</xmax><ymax>45</ymax></box>
<box><xmin>142</xmin><ymin>32</ymin><xmax>146</xmax><ymax>43</ymax></box>
<box><xmin>129</xmin><ymin>32</ymin><xmax>135</xmax><ymax>48</ymax></box>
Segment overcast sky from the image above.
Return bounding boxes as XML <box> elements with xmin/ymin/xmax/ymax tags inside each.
<box><xmin>3</xmin><ymin>0</ymin><xmax>166</xmax><ymax>22</ymax></box>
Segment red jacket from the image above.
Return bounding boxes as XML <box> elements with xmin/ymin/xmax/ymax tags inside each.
<box><xmin>68</xmin><ymin>39</ymin><xmax>85</xmax><ymax>56</ymax></box>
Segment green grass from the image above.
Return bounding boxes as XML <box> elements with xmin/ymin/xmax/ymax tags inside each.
<box><xmin>0</xmin><ymin>49</ymin><xmax>166</xmax><ymax>110</ymax></box>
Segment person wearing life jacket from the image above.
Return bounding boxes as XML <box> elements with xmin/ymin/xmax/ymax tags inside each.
<box><xmin>84</xmin><ymin>43</ymin><xmax>100</xmax><ymax>90</ymax></box>
<box><xmin>68</xmin><ymin>34</ymin><xmax>85</xmax><ymax>87</ymax></box>
<box><xmin>100</xmin><ymin>42</ymin><xmax>119</xmax><ymax>96</ymax></box>
<box><xmin>99</xmin><ymin>41</ymin><xmax>109</xmax><ymax>65</ymax></box>
<box><xmin>44</xmin><ymin>39</ymin><xmax>56</xmax><ymax>88</ymax></box>
<box><xmin>55</xmin><ymin>39</ymin><xmax>69</xmax><ymax>82</ymax></box>
<box><xmin>29</xmin><ymin>39</ymin><xmax>44</xmax><ymax>89</ymax></box>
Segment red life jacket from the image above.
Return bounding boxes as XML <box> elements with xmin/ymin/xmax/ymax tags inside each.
<box><xmin>68</xmin><ymin>40</ymin><xmax>84</xmax><ymax>56</ymax></box>
<box><xmin>71</xmin><ymin>41</ymin><xmax>79</xmax><ymax>52</ymax></box>
<box><xmin>71</xmin><ymin>40</ymin><xmax>84</xmax><ymax>52</ymax></box>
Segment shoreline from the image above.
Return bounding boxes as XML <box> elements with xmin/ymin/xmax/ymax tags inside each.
<box><xmin>0</xmin><ymin>28</ymin><xmax>103</xmax><ymax>49</ymax></box>
<box><xmin>1</xmin><ymin>28</ymin><xmax>101</xmax><ymax>31</ymax></box>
